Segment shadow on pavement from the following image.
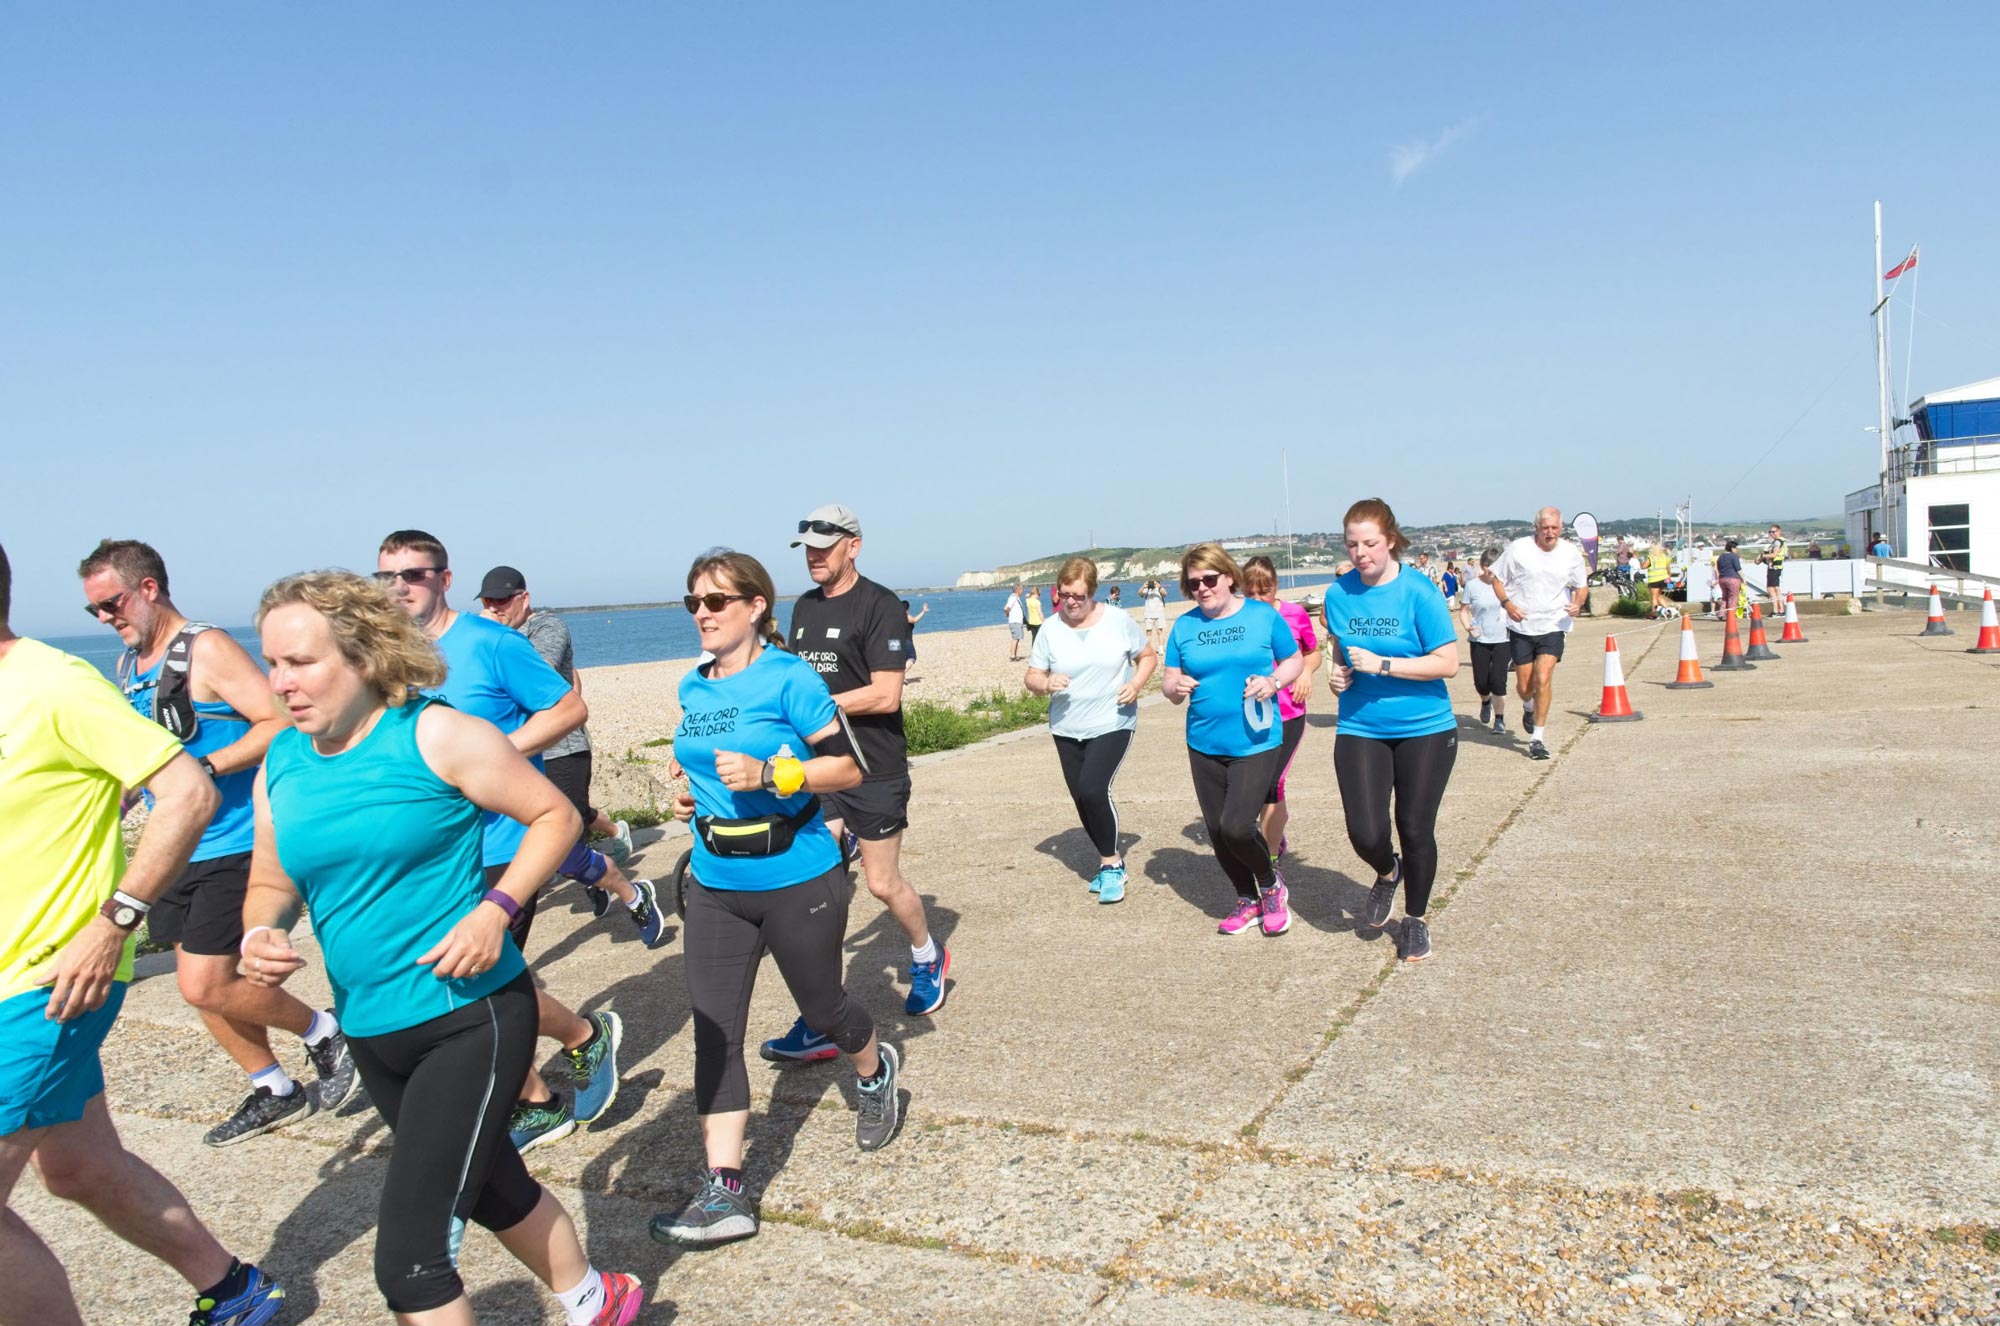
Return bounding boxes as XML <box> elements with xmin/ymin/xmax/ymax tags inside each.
<box><xmin>1032</xmin><ymin>827</ymin><xmax>1142</xmax><ymax>880</ymax></box>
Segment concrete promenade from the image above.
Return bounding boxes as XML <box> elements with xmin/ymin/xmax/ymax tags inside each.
<box><xmin>22</xmin><ymin>610</ymin><xmax>2000</xmax><ymax>1323</ymax></box>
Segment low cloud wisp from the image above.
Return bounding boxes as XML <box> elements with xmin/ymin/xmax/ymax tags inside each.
<box><xmin>1389</xmin><ymin>115</ymin><xmax>1486</xmax><ymax>186</ymax></box>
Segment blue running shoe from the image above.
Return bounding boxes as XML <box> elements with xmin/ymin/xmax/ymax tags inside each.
<box><xmin>509</xmin><ymin>1094</ymin><xmax>576</xmax><ymax>1153</ymax></box>
<box><xmin>628</xmin><ymin>878</ymin><xmax>669</xmax><ymax>949</ymax></box>
<box><xmin>569</xmin><ymin>1011</ymin><xmax>623</xmax><ymax>1124</ymax></box>
<box><xmin>1094</xmin><ymin>867</ymin><xmax>1127</xmax><ymax>905</ymax></box>
<box><xmin>905</xmin><ymin>945</ymin><xmax>950</xmax><ymax>1016</ymax></box>
<box><xmin>760</xmin><ymin>1015</ymin><xmax>838</xmax><ymax>1063</ymax></box>
<box><xmin>189</xmin><ymin>1262</ymin><xmax>285</xmax><ymax>1326</ymax></box>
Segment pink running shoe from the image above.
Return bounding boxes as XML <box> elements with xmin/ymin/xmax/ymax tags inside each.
<box><xmin>590</xmin><ymin>1270</ymin><xmax>645</xmax><ymax>1326</ymax></box>
<box><xmin>1217</xmin><ymin>895</ymin><xmax>1263</xmax><ymax>935</ymax></box>
<box><xmin>1259</xmin><ymin>878</ymin><xmax>1292</xmax><ymax>936</ymax></box>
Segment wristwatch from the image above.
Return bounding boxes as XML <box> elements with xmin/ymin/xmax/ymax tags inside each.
<box><xmin>1379</xmin><ymin>658</ymin><xmax>1393</xmax><ymax>676</ymax></box>
<box><xmin>99</xmin><ymin>894</ymin><xmax>148</xmax><ymax>932</ymax></box>
<box><xmin>197</xmin><ymin>755</ymin><xmax>218</xmax><ymax>780</ymax></box>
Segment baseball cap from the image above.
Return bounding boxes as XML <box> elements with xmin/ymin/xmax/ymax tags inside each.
<box><xmin>477</xmin><ymin>565</ymin><xmax>528</xmax><ymax>599</ymax></box>
<box><xmin>791</xmin><ymin>504</ymin><xmax>862</xmax><ymax>549</ymax></box>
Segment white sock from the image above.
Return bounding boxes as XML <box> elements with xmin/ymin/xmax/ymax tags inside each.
<box><xmin>555</xmin><ymin>1269</ymin><xmax>606</xmax><ymax>1325</ymax></box>
<box><xmin>910</xmin><ymin>936</ymin><xmax>937</xmax><ymax>965</ymax></box>
<box><xmin>1532</xmin><ymin>726</ymin><xmax>1547</xmax><ymax>744</ymax></box>
<box><xmin>302</xmin><ymin>1008</ymin><xmax>338</xmax><ymax>1046</ymax></box>
<box><xmin>623</xmin><ymin>890</ymin><xmax>644</xmax><ymax>912</ymax></box>
<box><xmin>250</xmin><ymin>1063</ymin><xmax>296</xmax><ymax>1097</ymax></box>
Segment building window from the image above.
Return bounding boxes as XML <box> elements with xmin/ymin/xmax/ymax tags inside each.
<box><xmin>1928</xmin><ymin>503</ymin><xmax>1971</xmax><ymax>572</ymax></box>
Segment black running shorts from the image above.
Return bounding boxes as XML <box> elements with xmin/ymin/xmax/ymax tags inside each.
<box><xmin>819</xmin><ymin>775</ymin><xmax>912</xmax><ymax>842</ymax></box>
<box><xmin>145</xmin><ymin>850</ymin><xmax>252</xmax><ymax>956</ymax></box>
<box><xmin>1508</xmin><ymin>630</ymin><xmax>1566</xmax><ymax>665</ymax></box>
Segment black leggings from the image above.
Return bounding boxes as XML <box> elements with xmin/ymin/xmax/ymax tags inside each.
<box><xmin>1188</xmin><ymin>745</ymin><xmax>1285</xmax><ymax>899</ymax></box>
<box><xmin>1053</xmin><ymin>728</ymin><xmax>1133</xmax><ymax>859</ymax></box>
<box><xmin>685</xmin><ymin>865</ymin><xmax>876</xmax><ymax>1115</ymax></box>
<box><xmin>347</xmin><ymin>973</ymin><xmax>543</xmax><ymax>1314</ymax></box>
<box><xmin>1264</xmin><ymin>715</ymin><xmax>1307</xmax><ymax>805</ymax></box>
<box><xmin>1469</xmin><ymin>640</ymin><xmax>1511</xmax><ymax>700</ymax></box>
<box><xmin>1333</xmin><ymin>730</ymin><xmax>1458</xmax><ymax>917</ymax></box>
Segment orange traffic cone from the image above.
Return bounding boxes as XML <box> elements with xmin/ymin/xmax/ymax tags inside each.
<box><xmin>1665</xmin><ymin>614</ymin><xmax>1713</xmax><ymax>689</ymax></box>
<box><xmin>1715</xmin><ymin>609</ymin><xmax>1756</xmax><ymax>670</ymax></box>
<box><xmin>1588</xmin><ymin>635</ymin><xmax>1643</xmax><ymax>722</ymax></box>
<box><xmin>1969</xmin><ymin>587</ymin><xmax>2000</xmax><ymax>654</ymax></box>
<box><xmin>1920</xmin><ymin>586</ymin><xmax>1954</xmax><ymax>636</ymax></box>
<box><xmin>1743</xmin><ymin>605</ymin><xmax>1780</xmax><ymax>661</ymax></box>
<box><xmin>1779</xmin><ymin>593</ymin><xmax>1809</xmax><ymax>644</ymax></box>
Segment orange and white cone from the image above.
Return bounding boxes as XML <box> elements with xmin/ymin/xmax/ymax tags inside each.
<box><xmin>1665</xmin><ymin>613</ymin><xmax>1713</xmax><ymax>689</ymax></box>
<box><xmin>1588</xmin><ymin>635</ymin><xmax>1643</xmax><ymax>722</ymax></box>
<box><xmin>1743</xmin><ymin>605</ymin><xmax>1780</xmax><ymax>661</ymax></box>
<box><xmin>1715</xmin><ymin>609</ymin><xmax>1756</xmax><ymax>670</ymax></box>
<box><xmin>1969</xmin><ymin>587</ymin><xmax>2000</xmax><ymax>654</ymax></box>
<box><xmin>1779</xmin><ymin>593</ymin><xmax>1809</xmax><ymax>643</ymax></box>
<box><xmin>1920</xmin><ymin>586</ymin><xmax>1955</xmax><ymax>636</ymax></box>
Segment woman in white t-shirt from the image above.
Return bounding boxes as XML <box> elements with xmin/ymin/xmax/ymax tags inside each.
<box><xmin>1025</xmin><ymin>557</ymin><xmax>1158</xmax><ymax>904</ymax></box>
<box><xmin>1457</xmin><ymin>546</ymin><xmax>1511</xmax><ymax>735</ymax></box>
<box><xmin>1139</xmin><ymin>578</ymin><xmax>1169</xmax><ymax>653</ymax></box>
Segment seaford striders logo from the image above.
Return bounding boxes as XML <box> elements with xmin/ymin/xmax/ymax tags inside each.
<box><xmin>1341</xmin><ymin>615</ymin><xmax>1403</xmax><ymax>639</ymax></box>
<box><xmin>1196</xmin><ymin>624</ymin><xmax>1247</xmax><ymax>646</ymax></box>
<box><xmin>795</xmin><ymin>651</ymin><xmax>840</xmax><ymax>676</ymax></box>
<box><xmin>676</xmin><ymin>707</ymin><xmax>739</xmax><ymax>739</ymax></box>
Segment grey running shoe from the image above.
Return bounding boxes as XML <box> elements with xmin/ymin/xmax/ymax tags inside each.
<box><xmin>1402</xmin><ymin>915</ymin><xmax>1432</xmax><ymax>962</ymax></box>
<box><xmin>650</xmin><ymin>1169</ymin><xmax>759</xmax><ymax>1247</ymax></box>
<box><xmin>1363</xmin><ymin>855</ymin><xmax>1401</xmax><ymax>930</ymax></box>
<box><xmin>605</xmin><ymin>819</ymin><xmax>635</xmax><ymax>863</ymax></box>
<box><xmin>306</xmin><ymin>1022</ymin><xmax>359</xmax><ymax>1112</ymax></box>
<box><xmin>856</xmin><ymin>1043</ymin><xmax>902</xmax><ymax>1152</ymax></box>
<box><xmin>1528</xmin><ymin>739</ymin><xmax>1551</xmax><ymax>761</ymax></box>
<box><xmin>1478</xmin><ymin>699</ymin><xmax>1491</xmax><ymax>725</ymax></box>
<box><xmin>1492</xmin><ymin>715</ymin><xmax>1507</xmax><ymax>736</ymax></box>
<box><xmin>204</xmin><ymin>1084</ymin><xmax>315</xmax><ymax>1147</ymax></box>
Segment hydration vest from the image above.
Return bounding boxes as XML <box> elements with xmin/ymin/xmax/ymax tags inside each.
<box><xmin>117</xmin><ymin>622</ymin><xmax>239</xmax><ymax>742</ymax></box>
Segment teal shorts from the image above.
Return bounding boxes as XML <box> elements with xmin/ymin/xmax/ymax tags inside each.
<box><xmin>0</xmin><ymin>983</ymin><xmax>126</xmax><ymax>1136</ymax></box>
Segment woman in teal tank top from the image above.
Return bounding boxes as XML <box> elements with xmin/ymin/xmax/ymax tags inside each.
<box><xmin>238</xmin><ymin>572</ymin><xmax>644</xmax><ymax>1324</ymax></box>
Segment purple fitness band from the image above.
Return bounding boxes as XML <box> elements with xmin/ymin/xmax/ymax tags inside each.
<box><xmin>481</xmin><ymin>888</ymin><xmax>522</xmax><ymax>920</ymax></box>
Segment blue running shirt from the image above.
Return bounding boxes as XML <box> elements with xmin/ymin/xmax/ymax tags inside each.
<box><xmin>428</xmin><ymin>612</ymin><xmax>574</xmax><ymax>867</ymax></box>
<box><xmin>675</xmin><ymin>647</ymin><xmax>842</xmax><ymax>891</ymax></box>
<box><xmin>1319</xmin><ymin>569</ymin><xmax>1458</xmax><ymax>739</ymax></box>
<box><xmin>264</xmin><ymin>698</ymin><xmax>525</xmax><ymax>1037</ymax></box>
<box><xmin>1163</xmin><ymin>598</ymin><xmax>1299</xmax><ymax>757</ymax></box>
<box><xmin>121</xmin><ymin>647</ymin><xmax>255</xmax><ymax>861</ymax></box>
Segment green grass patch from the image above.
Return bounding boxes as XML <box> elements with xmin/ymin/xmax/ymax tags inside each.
<box><xmin>904</xmin><ymin>689</ymin><xmax>1050</xmax><ymax>756</ymax></box>
<box><xmin>1608</xmin><ymin>589</ymin><xmax>1653</xmax><ymax>618</ymax></box>
<box><xmin>641</xmin><ymin>736</ymin><xmax>674</xmax><ymax>748</ymax></box>
<box><xmin>600</xmin><ymin>807</ymin><xmax>666</xmax><ymax>831</ymax></box>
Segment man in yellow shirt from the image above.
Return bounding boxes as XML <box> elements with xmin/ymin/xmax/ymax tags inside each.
<box><xmin>0</xmin><ymin>543</ymin><xmax>287</xmax><ymax>1325</ymax></box>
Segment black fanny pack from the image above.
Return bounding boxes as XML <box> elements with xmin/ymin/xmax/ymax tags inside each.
<box><xmin>696</xmin><ymin>797</ymin><xmax>821</xmax><ymax>859</ymax></box>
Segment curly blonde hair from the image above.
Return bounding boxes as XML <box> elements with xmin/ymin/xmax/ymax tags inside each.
<box><xmin>256</xmin><ymin>570</ymin><xmax>446</xmax><ymax>704</ymax></box>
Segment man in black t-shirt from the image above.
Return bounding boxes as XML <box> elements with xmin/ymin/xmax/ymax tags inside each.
<box><xmin>759</xmin><ymin>505</ymin><xmax>952</xmax><ymax>1064</ymax></box>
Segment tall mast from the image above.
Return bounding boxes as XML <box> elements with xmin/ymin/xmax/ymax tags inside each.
<box><xmin>1282</xmin><ymin>449</ymin><xmax>1294</xmax><ymax>586</ymax></box>
<box><xmin>1874</xmin><ymin>201</ymin><xmax>1893</xmax><ymax>544</ymax></box>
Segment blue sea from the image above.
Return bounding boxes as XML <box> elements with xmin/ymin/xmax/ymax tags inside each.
<box><xmin>46</xmin><ymin>578</ymin><xmax>1338</xmax><ymax>679</ymax></box>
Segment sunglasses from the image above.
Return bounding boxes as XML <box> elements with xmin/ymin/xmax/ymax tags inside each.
<box><xmin>798</xmin><ymin>519</ymin><xmax>856</xmax><ymax>538</ymax></box>
<box><xmin>684</xmin><ymin>592</ymin><xmax>754</xmax><ymax>613</ymax></box>
<box><xmin>1057</xmin><ymin>591</ymin><xmax>1091</xmax><ymax>603</ymax></box>
<box><xmin>373</xmin><ymin>567</ymin><xmax>444</xmax><ymax>586</ymax></box>
<box><xmin>1184</xmin><ymin>572</ymin><xmax>1224</xmax><ymax>591</ymax></box>
<box><xmin>479</xmin><ymin>594</ymin><xmax>521</xmax><ymax>610</ymax></box>
<box><xmin>83</xmin><ymin>589</ymin><xmax>130</xmax><ymax>620</ymax></box>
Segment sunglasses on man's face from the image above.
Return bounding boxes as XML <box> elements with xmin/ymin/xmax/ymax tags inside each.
<box><xmin>479</xmin><ymin>594</ymin><xmax>520</xmax><ymax>610</ymax></box>
<box><xmin>685</xmin><ymin>592</ymin><xmax>754</xmax><ymax>614</ymax></box>
<box><xmin>798</xmin><ymin>520</ymin><xmax>855</xmax><ymax>538</ymax></box>
<box><xmin>83</xmin><ymin>590</ymin><xmax>130</xmax><ymax>620</ymax></box>
<box><xmin>373</xmin><ymin>567</ymin><xmax>444</xmax><ymax>586</ymax></box>
<box><xmin>1185</xmin><ymin>572</ymin><xmax>1224</xmax><ymax>591</ymax></box>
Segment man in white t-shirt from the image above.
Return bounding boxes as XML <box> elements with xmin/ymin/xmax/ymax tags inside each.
<box><xmin>1486</xmin><ymin>506</ymin><xmax>1590</xmax><ymax>761</ymax></box>
<box><xmin>1002</xmin><ymin>585</ymin><xmax>1026</xmax><ymax>661</ymax></box>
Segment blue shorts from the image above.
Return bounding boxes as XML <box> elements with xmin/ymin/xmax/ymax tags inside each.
<box><xmin>0</xmin><ymin>983</ymin><xmax>126</xmax><ymax>1136</ymax></box>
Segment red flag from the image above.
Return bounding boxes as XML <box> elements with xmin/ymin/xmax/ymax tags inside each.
<box><xmin>1884</xmin><ymin>248</ymin><xmax>1918</xmax><ymax>280</ymax></box>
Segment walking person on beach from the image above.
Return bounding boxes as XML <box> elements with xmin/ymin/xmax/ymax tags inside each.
<box><xmin>1003</xmin><ymin>584</ymin><xmax>1026</xmax><ymax>661</ymax></box>
<box><xmin>1321</xmin><ymin>499</ymin><xmax>1461</xmax><ymax>962</ymax></box>
<box><xmin>1240</xmin><ymin>557</ymin><xmax>1320</xmax><ymax>863</ymax></box>
<box><xmin>652</xmin><ymin>550</ymin><xmax>904</xmax><ymax>1247</ymax></box>
<box><xmin>2</xmin><ymin>542</ymin><xmax>289</xmax><ymax>1326</ymax></box>
<box><xmin>376</xmin><ymin>531</ymin><xmax>623</xmax><ymax>1155</ymax></box>
<box><xmin>1161</xmin><ymin>543</ymin><xmax>1304</xmax><ymax>936</ymax></box>
<box><xmin>1713</xmin><ymin>540</ymin><xmax>1745</xmax><ymax>621</ymax></box>
<box><xmin>242</xmin><ymin>571</ymin><xmax>643</xmax><ymax>1325</ymax></box>
<box><xmin>1024</xmin><ymin>557</ymin><xmax>1157</xmax><ymax>903</ymax></box>
<box><xmin>478</xmin><ymin>565</ymin><xmax>667</xmax><ymax>949</ymax></box>
<box><xmin>1485</xmin><ymin>507</ymin><xmax>1590</xmax><ymax>761</ymax></box>
<box><xmin>900</xmin><ymin>600</ymin><xmax>928</xmax><ymax>682</ymax></box>
<box><xmin>76</xmin><ymin>539</ymin><xmax>358</xmax><ymax>1147</ymax></box>
<box><xmin>1023</xmin><ymin>582</ymin><xmax>1044</xmax><ymax>644</ymax></box>
<box><xmin>761</xmin><ymin>505</ymin><xmax>951</xmax><ymax>1065</ymax></box>
<box><xmin>1139</xmin><ymin>577</ymin><xmax>1169</xmax><ymax>653</ymax></box>
<box><xmin>1458</xmin><ymin>547</ymin><xmax>1511</xmax><ymax>735</ymax></box>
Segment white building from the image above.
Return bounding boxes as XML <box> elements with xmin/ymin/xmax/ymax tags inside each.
<box><xmin>1846</xmin><ymin>373</ymin><xmax>1999</xmax><ymax>576</ymax></box>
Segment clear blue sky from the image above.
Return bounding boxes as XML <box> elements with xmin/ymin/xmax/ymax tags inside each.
<box><xmin>6</xmin><ymin>4</ymin><xmax>1998</xmax><ymax>634</ymax></box>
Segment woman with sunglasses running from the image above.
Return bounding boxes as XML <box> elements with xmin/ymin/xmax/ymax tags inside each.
<box><xmin>1319</xmin><ymin>499</ymin><xmax>1460</xmax><ymax>963</ymax></box>
<box><xmin>1025</xmin><ymin>557</ymin><xmax>1157</xmax><ymax>904</ymax></box>
<box><xmin>240</xmin><ymin>571</ymin><xmax>642</xmax><ymax>1325</ymax></box>
<box><xmin>1161</xmin><ymin>543</ymin><xmax>1304</xmax><ymax>936</ymax></box>
<box><xmin>650</xmin><ymin>550</ymin><xmax>901</xmax><ymax>1250</ymax></box>
<box><xmin>1240</xmin><ymin>556</ymin><xmax>1321</xmax><ymax>862</ymax></box>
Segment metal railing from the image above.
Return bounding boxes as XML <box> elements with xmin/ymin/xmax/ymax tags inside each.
<box><xmin>1864</xmin><ymin>556</ymin><xmax>2000</xmax><ymax>607</ymax></box>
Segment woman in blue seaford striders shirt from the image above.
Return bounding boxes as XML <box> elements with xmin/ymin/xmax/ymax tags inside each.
<box><xmin>1319</xmin><ymin>498</ymin><xmax>1461</xmax><ymax>965</ymax></box>
<box><xmin>239</xmin><ymin>572</ymin><xmax>644</xmax><ymax>1324</ymax></box>
<box><xmin>1162</xmin><ymin>543</ymin><xmax>1304</xmax><ymax>939</ymax></box>
<box><xmin>648</xmin><ymin>549</ymin><xmax>903</xmax><ymax>1252</ymax></box>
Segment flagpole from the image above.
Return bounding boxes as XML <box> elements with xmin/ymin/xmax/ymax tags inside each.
<box><xmin>1282</xmin><ymin>449</ymin><xmax>1294</xmax><ymax>588</ymax></box>
<box><xmin>1874</xmin><ymin>202</ymin><xmax>1893</xmax><ymax>550</ymax></box>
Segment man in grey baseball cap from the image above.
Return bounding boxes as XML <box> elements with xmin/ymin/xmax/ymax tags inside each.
<box><xmin>790</xmin><ymin>504</ymin><xmax>862</xmax><ymax>549</ymax></box>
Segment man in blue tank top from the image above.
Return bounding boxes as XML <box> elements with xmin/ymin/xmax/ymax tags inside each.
<box><xmin>78</xmin><ymin>539</ymin><xmax>358</xmax><ymax>1147</ymax></box>
<box><xmin>376</xmin><ymin>530</ymin><xmax>622</xmax><ymax>1156</ymax></box>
